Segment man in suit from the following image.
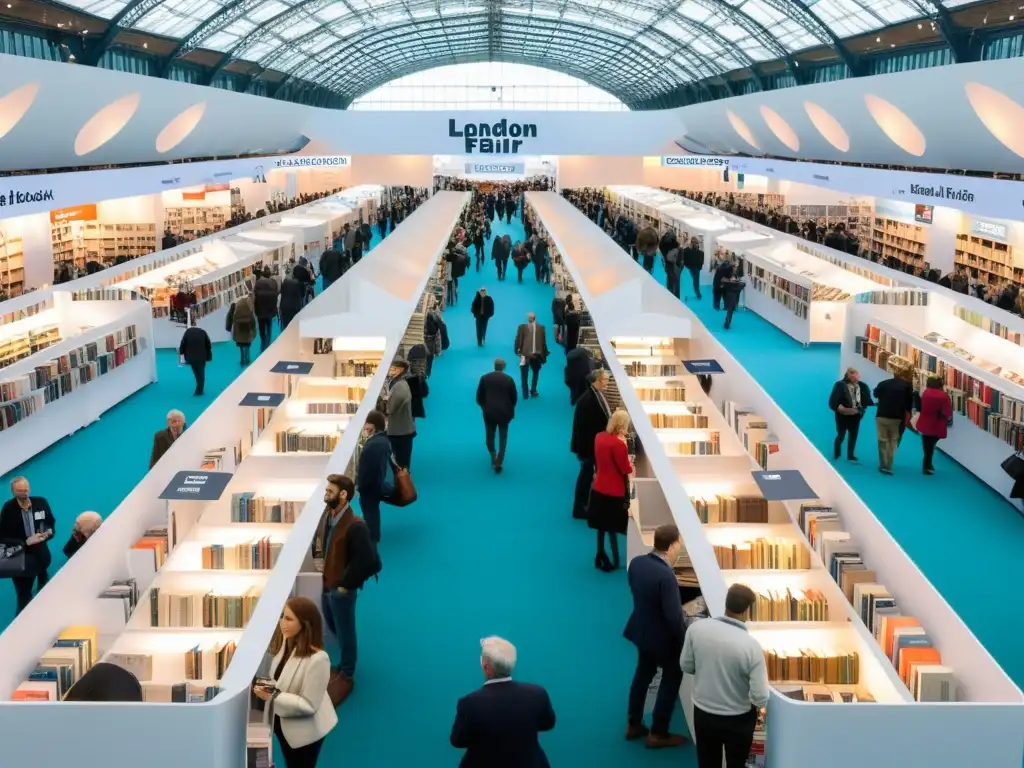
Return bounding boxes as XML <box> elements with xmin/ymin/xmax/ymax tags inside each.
<box><xmin>513</xmin><ymin>312</ymin><xmax>549</xmax><ymax>400</ymax></box>
<box><xmin>476</xmin><ymin>358</ymin><xmax>518</xmax><ymax>473</ymax></box>
<box><xmin>623</xmin><ymin>523</ymin><xmax>688</xmax><ymax>749</ymax></box>
<box><xmin>356</xmin><ymin>410</ymin><xmax>391</xmax><ymax>543</ymax></box>
<box><xmin>570</xmin><ymin>369</ymin><xmax>612</xmax><ymax>519</ymax></box>
<box><xmin>149</xmin><ymin>409</ymin><xmax>186</xmax><ymax>469</ymax></box>
<box><xmin>564</xmin><ymin>347</ymin><xmax>595</xmax><ymax>406</ymax></box>
<box><xmin>471</xmin><ymin>287</ymin><xmax>495</xmax><ymax>347</ymax></box>
<box><xmin>252</xmin><ymin>267</ymin><xmax>280</xmax><ymax>352</ymax></box>
<box><xmin>178</xmin><ymin>321</ymin><xmax>212</xmax><ymax>396</ymax></box>
<box><xmin>450</xmin><ymin>636</ymin><xmax>556</xmax><ymax>768</ymax></box>
<box><xmin>0</xmin><ymin>476</ymin><xmax>55</xmax><ymax>614</ymax></box>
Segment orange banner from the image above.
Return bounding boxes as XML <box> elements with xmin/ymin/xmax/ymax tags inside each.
<box><xmin>50</xmin><ymin>203</ymin><xmax>97</xmax><ymax>224</ymax></box>
<box><xmin>181</xmin><ymin>190</ymin><xmax>206</xmax><ymax>201</ymax></box>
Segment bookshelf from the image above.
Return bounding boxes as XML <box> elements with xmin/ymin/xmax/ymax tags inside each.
<box><xmin>709</xmin><ymin>230</ymin><xmax>773</xmax><ymax>286</ymax></box>
<box><xmin>859</xmin><ymin>215</ymin><xmax>930</xmax><ymax>273</ymax></box>
<box><xmin>954</xmin><ymin>232</ymin><xmax>1021</xmax><ymax>289</ymax></box>
<box><xmin>165</xmin><ymin>205</ymin><xmax>230</xmax><ymax>240</ymax></box>
<box><xmin>527</xmin><ymin>189</ymin><xmax>1024</xmax><ymax>768</ymax></box>
<box><xmin>0</xmin><ymin>230</ymin><xmax>25</xmax><ymax>298</ymax></box>
<box><xmin>52</xmin><ymin>216</ymin><xmax>158</xmax><ymax>272</ymax></box>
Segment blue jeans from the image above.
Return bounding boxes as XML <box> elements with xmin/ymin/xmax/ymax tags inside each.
<box><xmin>321</xmin><ymin>588</ymin><xmax>358</xmax><ymax>676</ymax></box>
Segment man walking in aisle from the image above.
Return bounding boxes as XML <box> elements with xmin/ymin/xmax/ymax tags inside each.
<box><xmin>0</xmin><ymin>476</ymin><xmax>55</xmax><ymax>614</ymax></box>
<box><xmin>252</xmin><ymin>267</ymin><xmax>280</xmax><ymax>352</ymax></box>
<box><xmin>513</xmin><ymin>312</ymin><xmax>549</xmax><ymax>400</ymax></box>
<box><xmin>623</xmin><ymin>523</ymin><xmax>689</xmax><ymax>749</ymax></box>
<box><xmin>476</xmin><ymin>358</ymin><xmax>518</xmax><ymax>474</ymax></box>
<box><xmin>570</xmin><ymin>370</ymin><xmax>611</xmax><ymax>519</ymax></box>
<box><xmin>385</xmin><ymin>358</ymin><xmax>417</xmax><ymax>470</ymax></box>
<box><xmin>471</xmin><ymin>287</ymin><xmax>495</xmax><ymax>346</ymax></box>
<box><xmin>682</xmin><ymin>237</ymin><xmax>704</xmax><ymax>300</ymax></box>
<box><xmin>828</xmin><ymin>367</ymin><xmax>873</xmax><ymax>461</ymax></box>
<box><xmin>682</xmin><ymin>583</ymin><xmax>769</xmax><ymax>768</ymax></box>
<box><xmin>319</xmin><ymin>474</ymin><xmax>380</xmax><ymax>706</ymax></box>
<box><xmin>149</xmin><ymin>409</ymin><xmax>186</xmax><ymax>468</ymax></box>
<box><xmin>873</xmin><ymin>367</ymin><xmax>914</xmax><ymax>475</ymax></box>
<box><xmin>178</xmin><ymin>320</ymin><xmax>212</xmax><ymax>396</ymax></box>
<box><xmin>356</xmin><ymin>411</ymin><xmax>391</xmax><ymax>543</ymax></box>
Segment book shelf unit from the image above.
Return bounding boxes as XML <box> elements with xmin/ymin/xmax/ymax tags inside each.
<box><xmin>527</xmin><ymin>189</ymin><xmax>1024</xmax><ymax>768</ymax></box>
<box><xmin>859</xmin><ymin>215</ymin><xmax>931</xmax><ymax>273</ymax></box>
<box><xmin>736</xmin><ymin>243</ymin><xmax>877</xmax><ymax>345</ymax></box>
<box><xmin>267</xmin><ymin>217</ymin><xmax>331</xmax><ymax>258</ymax></box>
<box><xmin>709</xmin><ymin>230</ymin><xmax>773</xmax><ymax>286</ymax></box>
<box><xmin>165</xmin><ymin>205</ymin><xmax>230</xmax><ymax>240</ymax></box>
<box><xmin>842</xmin><ymin>288</ymin><xmax>1024</xmax><ymax>504</ymax></box>
<box><xmin>0</xmin><ymin>296</ymin><xmax>156</xmax><ymax>475</ymax></box>
<box><xmin>52</xmin><ymin>218</ymin><xmax>158</xmax><ymax>271</ymax></box>
<box><xmin>954</xmin><ymin>231</ymin><xmax>1021</xmax><ymax>290</ymax></box>
<box><xmin>0</xmin><ymin>230</ymin><xmax>25</xmax><ymax>297</ymax></box>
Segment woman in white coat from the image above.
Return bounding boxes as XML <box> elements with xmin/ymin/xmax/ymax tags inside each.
<box><xmin>253</xmin><ymin>597</ymin><xmax>337</xmax><ymax>768</ymax></box>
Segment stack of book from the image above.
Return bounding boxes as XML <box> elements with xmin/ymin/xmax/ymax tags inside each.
<box><xmin>231</xmin><ymin>493</ymin><xmax>300</xmax><ymax>524</ymax></box>
<box><xmin>713</xmin><ymin>538</ymin><xmax>811</xmax><ymax>570</ymax></box>
<box><xmin>635</xmin><ymin>384</ymin><xmax>686</xmax><ymax>401</ymax></box>
<box><xmin>746</xmin><ymin>588</ymin><xmax>829</xmax><ymax>622</ymax></box>
<box><xmin>724</xmin><ymin>401</ymin><xmax>779</xmax><ymax>470</ymax></box>
<box><xmin>763</xmin><ymin>649</ymin><xmax>859</xmax><ymax>684</ymax></box>
<box><xmin>149</xmin><ymin>587</ymin><xmax>262</xmax><ymax>629</ymax></box>
<box><xmin>624</xmin><ymin>361</ymin><xmax>679</xmax><ymax>377</ymax></box>
<box><xmin>693</xmin><ymin>494</ymin><xmax>768</xmax><ymax>523</ymax></box>
<box><xmin>334</xmin><ymin>359</ymin><xmax>378</xmax><ymax>377</ymax></box>
<box><xmin>133</xmin><ymin>527</ymin><xmax>169</xmax><ymax>569</ymax></box>
<box><xmin>798</xmin><ymin>502</ymin><xmax>956</xmax><ymax>702</ymax></box>
<box><xmin>14</xmin><ymin>625</ymin><xmax>98</xmax><ymax>701</ymax></box>
<box><xmin>275</xmin><ymin>429</ymin><xmax>340</xmax><ymax>454</ymax></box>
<box><xmin>307</xmin><ymin>400</ymin><xmax>360</xmax><ymax>415</ymax></box>
<box><xmin>201</xmin><ymin>538</ymin><xmax>282</xmax><ymax>570</ymax></box>
<box><xmin>101</xmin><ymin>578</ymin><xmax>140</xmax><ymax>622</ymax></box>
<box><xmin>649</xmin><ymin>411</ymin><xmax>708</xmax><ymax>429</ymax></box>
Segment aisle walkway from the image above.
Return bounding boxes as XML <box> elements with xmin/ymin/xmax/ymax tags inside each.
<box><xmin>330</xmin><ymin>213</ymin><xmax>692</xmax><ymax>767</ymax></box>
<box><xmin>647</xmin><ymin>261</ymin><xmax>1024</xmax><ymax>690</ymax></box>
<box><xmin>0</xmin><ymin>229</ymin><xmax>383</xmax><ymax>628</ymax></box>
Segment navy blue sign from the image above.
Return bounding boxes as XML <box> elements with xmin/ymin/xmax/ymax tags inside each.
<box><xmin>683</xmin><ymin>359</ymin><xmax>725</xmax><ymax>374</ymax></box>
<box><xmin>239</xmin><ymin>392</ymin><xmax>285</xmax><ymax>407</ymax></box>
<box><xmin>159</xmin><ymin>471</ymin><xmax>233</xmax><ymax>502</ymax></box>
<box><xmin>751</xmin><ymin>470</ymin><xmax>818</xmax><ymax>501</ymax></box>
<box><xmin>270</xmin><ymin>360</ymin><xmax>313</xmax><ymax>375</ymax></box>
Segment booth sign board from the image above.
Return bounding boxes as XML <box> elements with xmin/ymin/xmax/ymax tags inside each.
<box><xmin>239</xmin><ymin>392</ymin><xmax>286</xmax><ymax>407</ymax></box>
<box><xmin>159</xmin><ymin>471</ymin><xmax>234</xmax><ymax>502</ymax></box>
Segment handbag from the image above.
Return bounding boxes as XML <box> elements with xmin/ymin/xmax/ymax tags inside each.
<box><xmin>1001</xmin><ymin>451</ymin><xmax>1024</xmax><ymax>480</ymax></box>
<box><xmin>0</xmin><ymin>543</ymin><xmax>26</xmax><ymax>579</ymax></box>
<box><xmin>383</xmin><ymin>454</ymin><xmax>417</xmax><ymax>507</ymax></box>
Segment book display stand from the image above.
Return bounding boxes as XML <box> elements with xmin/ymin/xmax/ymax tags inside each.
<box><xmin>841</xmin><ymin>287</ymin><xmax>1024</xmax><ymax>503</ymax></box>
<box><xmin>266</xmin><ymin>217</ymin><xmax>331</xmax><ymax>259</ymax></box>
<box><xmin>0</xmin><ymin>291</ymin><xmax>156</xmax><ymax>474</ymax></box>
<box><xmin>710</xmin><ymin>230</ymin><xmax>774</xmax><ymax>285</ymax></box>
<box><xmin>526</xmin><ymin>190</ymin><xmax>1024</xmax><ymax>768</ymax></box>
<box><xmin>0</xmin><ymin>191</ymin><xmax>469</xmax><ymax>768</ymax></box>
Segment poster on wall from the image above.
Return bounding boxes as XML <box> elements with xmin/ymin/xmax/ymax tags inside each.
<box><xmin>913</xmin><ymin>204</ymin><xmax>934</xmax><ymax>224</ymax></box>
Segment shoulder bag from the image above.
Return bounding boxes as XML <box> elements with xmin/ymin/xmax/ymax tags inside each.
<box><xmin>383</xmin><ymin>454</ymin><xmax>417</xmax><ymax>507</ymax></box>
<box><xmin>0</xmin><ymin>543</ymin><xmax>26</xmax><ymax>579</ymax></box>
<box><xmin>1001</xmin><ymin>450</ymin><xmax>1024</xmax><ymax>480</ymax></box>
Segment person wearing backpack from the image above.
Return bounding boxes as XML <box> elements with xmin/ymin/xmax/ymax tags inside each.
<box><xmin>319</xmin><ymin>473</ymin><xmax>381</xmax><ymax>707</ymax></box>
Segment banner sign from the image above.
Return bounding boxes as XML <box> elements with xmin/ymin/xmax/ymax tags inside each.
<box><xmin>464</xmin><ymin>162</ymin><xmax>526</xmax><ymax>175</ymax></box>
<box><xmin>272</xmin><ymin>156</ymin><xmax>351</xmax><ymax>169</ymax></box>
<box><xmin>49</xmin><ymin>204</ymin><xmax>97</xmax><ymax>224</ymax></box>
<box><xmin>751</xmin><ymin>470</ymin><xmax>818</xmax><ymax>501</ymax></box>
<box><xmin>159</xmin><ymin>471</ymin><xmax>233</xmax><ymax>502</ymax></box>
<box><xmin>662</xmin><ymin>156</ymin><xmax>729</xmax><ymax>168</ymax></box>
<box><xmin>449</xmin><ymin>118</ymin><xmax>537</xmax><ymax>154</ymax></box>
<box><xmin>971</xmin><ymin>218</ymin><xmax>1009</xmax><ymax>242</ymax></box>
<box><xmin>682</xmin><ymin>358</ymin><xmax>725</xmax><ymax>374</ymax></box>
<box><xmin>239</xmin><ymin>392</ymin><xmax>286</xmax><ymax>407</ymax></box>
<box><xmin>270</xmin><ymin>360</ymin><xmax>313</xmax><ymax>375</ymax></box>
<box><xmin>181</xmin><ymin>190</ymin><xmax>206</xmax><ymax>201</ymax></box>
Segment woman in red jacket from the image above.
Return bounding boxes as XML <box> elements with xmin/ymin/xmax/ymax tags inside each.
<box><xmin>588</xmin><ymin>409</ymin><xmax>634</xmax><ymax>572</ymax></box>
<box><xmin>915</xmin><ymin>375</ymin><xmax>953</xmax><ymax>475</ymax></box>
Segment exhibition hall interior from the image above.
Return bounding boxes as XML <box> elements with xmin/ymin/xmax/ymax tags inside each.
<box><xmin>1</xmin><ymin>0</ymin><xmax>1024</xmax><ymax>764</ymax></box>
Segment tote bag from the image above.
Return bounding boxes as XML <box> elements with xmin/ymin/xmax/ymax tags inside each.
<box><xmin>0</xmin><ymin>543</ymin><xmax>26</xmax><ymax>579</ymax></box>
<box><xmin>1001</xmin><ymin>451</ymin><xmax>1024</xmax><ymax>480</ymax></box>
<box><xmin>383</xmin><ymin>454</ymin><xmax>417</xmax><ymax>507</ymax></box>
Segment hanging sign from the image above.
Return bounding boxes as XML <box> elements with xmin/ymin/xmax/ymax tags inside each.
<box><xmin>270</xmin><ymin>360</ymin><xmax>314</xmax><ymax>375</ymax></box>
<box><xmin>464</xmin><ymin>162</ymin><xmax>526</xmax><ymax>175</ymax></box>
<box><xmin>273</xmin><ymin>156</ymin><xmax>351</xmax><ymax>168</ymax></box>
<box><xmin>971</xmin><ymin>219</ymin><xmax>1009</xmax><ymax>242</ymax></box>
<box><xmin>682</xmin><ymin>358</ymin><xmax>725</xmax><ymax>374</ymax></box>
<box><xmin>662</xmin><ymin>156</ymin><xmax>729</xmax><ymax>167</ymax></box>
<box><xmin>49</xmin><ymin>204</ymin><xmax>97</xmax><ymax>224</ymax></box>
<box><xmin>159</xmin><ymin>471</ymin><xmax>233</xmax><ymax>501</ymax></box>
<box><xmin>181</xmin><ymin>190</ymin><xmax>206</xmax><ymax>201</ymax></box>
<box><xmin>239</xmin><ymin>392</ymin><xmax>286</xmax><ymax>407</ymax></box>
<box><xmin>751</xmin><ymin>470</ymin><xmax>818</xmax><ymax>501</ymax></box>
<box><xmin>449</xmin><ymin>118</ymin><xmax>538</xmax><ymax>154</ymax></box>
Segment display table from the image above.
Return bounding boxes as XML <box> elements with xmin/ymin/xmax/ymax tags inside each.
<box><xmin>738</xmin><ymin>243</ymin><xmax>878</xmax><ymax>344</ymax></box>
<box><xmin>842</xmin><ymin>288</ymin><xmax>1024</xmax><ymax>503</ymax></box>
<box><xmin>526</xmin><ymin>189</ymin><xmax>1024</xmax><ymax>768</ymax></box>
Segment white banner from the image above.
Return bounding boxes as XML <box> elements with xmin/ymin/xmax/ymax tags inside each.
<box><xmin>661</xmin><ymin>156</ymin><xmax>730</xmax><ymax>168</ymax></box>
<box><xmin>272</xmin><ymin>155</ymin><xmax>350</xmax><ymax>168</ymax></box>
<box><xmin>464</xmin><ymin>162</ymin><xmax>526</xmax><ymax>175</ymax></box>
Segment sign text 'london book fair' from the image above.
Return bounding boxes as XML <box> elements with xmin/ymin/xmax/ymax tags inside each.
<box><xmin>448</xmin><ymin>118</ymin><xmax>538</xmax><ymax>154</ymax></box>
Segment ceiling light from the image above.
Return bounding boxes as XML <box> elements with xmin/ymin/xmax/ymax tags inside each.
<box><xmin>5</xmin><ymin>3</ymin><xmax>11</xmax><ymax>7</ymax></box>
<box><xmin>876</xmin><ymin>36</ymin><xmax>881</xmax><ymax>42</ymax></box>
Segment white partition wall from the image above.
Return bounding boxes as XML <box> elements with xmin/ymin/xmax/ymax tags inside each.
<box><xmin>526</xmin><ymin>191</ymin><xmax>1024</xmax><ymax>768</ymax></box>
<box><xmin>0</xmin><ymin>192</ymin><xmax>468</xmax><ymax>768</ymax></box>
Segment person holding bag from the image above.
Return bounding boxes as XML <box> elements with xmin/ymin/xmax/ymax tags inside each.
<box><xmin>914</xmin><ymin>375</ymin><xmax>953</xmax><ymax>476</ymax></box>
<box><xmin>588</xmin><ymin>410</ymin><xmax>634</xmax><ymax>572</ymax></box>
<box><xmin>254</xmin><ymin>597</ymin><xmax>337</xmax><ymax>768</ymax></box>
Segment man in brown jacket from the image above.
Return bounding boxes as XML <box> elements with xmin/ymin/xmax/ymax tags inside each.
<box><xmin>149</xmin><ymin>409</ymin><xmax>186</xmax><ymax>469</ymax></box>
<box><xmin>319</xmin><ymin>474</ymin><xmax>380</xmax><ymax>705</ymax></box>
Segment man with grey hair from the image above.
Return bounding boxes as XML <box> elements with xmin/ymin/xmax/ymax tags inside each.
<box><xmin>149</xmin><ymin>409</ymin><xmax>186</xmax><ymax>469</ymax></box>
<box><xmin>0</xmin><ymin>476</ymin><xmax>55</xmax><ymax>613</ymax></box>
<box><xmin>62</xmin><ymin>511</ymin><xmax>103</xmax><ymax>559</ymax></box>
<box><xmin>450</xmin><ymin>636</ymin><xmax>556</xmax><ymax>767</ymax></box>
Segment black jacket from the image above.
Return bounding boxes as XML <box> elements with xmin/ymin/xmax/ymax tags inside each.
<box><xmin>0</xmin><ymin>496</ymin><xmax>55</xmax><ymax>574</ymax></box>
<box><xmin>571</xmin><ymin>386</ymin><xmax>611</xmax><ymax>460</ymax></box>
<box><xmin>551</xmin><ymin>297</ymin><xmax>566</xmax><ymax>325</ymax></box>
<box><xmin>178</xmin><ymin>326</ymin><xmax>212</xmax><ymax>365</ymax></box>
<box><xmin>658</xmin><ymin>231</ymin><xmax>678</xmax><ymax>257</ymax></box>
<box><xmin>623</xmin><ymin>552</ymin><xmax>686</xmax><ymax>659</ymax></box>
<box><xmin>252</xmin><ymin>277</ymin><xmax>279</xmax><ymax>319</ymax></box>
<box><xmin>682</xmin><ymin>246</ymin><xmax>704</xmax><ymax>271</ymax></box>
<box><xmin>279</xmin><ymin>277</ymin><xmax>304</xmax><ymax>315</ymax></box>
<box><xmin>338</xmin><ymin>518</ymin><xmax>378</xmax><ymax>591</ymax></box>
<box><xmin>476</xmin><ymin>371</ymin><xmax>518</xmax><ymax>425</ymax></box>
<box><xmin>564</xmin><ymin>348</ymin><xmax>593</xmax><ymax>406</ymax></box>
<box><xmin>356</xmin><ymin>432</ymin><xmax>391</xmax><ymax>502</ymax></box>
<box><xmin>450</xmin><ymin>680</ymin><xmax>556</xmax><ymax>768</ymax></box>
<box><xmin>471</xmin><ymin>293</ymin><xmax>495</xmax><ymax>319</ymax></box>
<box><xmin>713</xmin><ymin>261</ymin><xmax>734</xmax><ymax>289</ymax></box>
<box><xmin>873</xmin><ymin>377</ymin><xmax>914</xmax><ymax>420</ymax></box>
<box><xmin>828</xmin><ymin>379</ymin><xmax>874</xmax><ymax>416</ymax></box>
<box><xmin>319</xmin><ymin>249</ymin><xmax>344</xmax><ymax>283</ymax></box>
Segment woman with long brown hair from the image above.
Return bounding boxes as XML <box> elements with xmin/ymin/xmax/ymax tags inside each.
<box><xmin>253</xmin><ymin>597</ymin><xmax>337</xmax><ymax>768</ymax></box>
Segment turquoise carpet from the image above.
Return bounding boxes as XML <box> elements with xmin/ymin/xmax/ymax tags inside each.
<box><xmin>0</xmin><ymin>229</ymin><xmax>383</xmax><ymax>629</ymax></box>
<box><xmin>648</xmin><ymin>261</ymin><xmax>1024</xmax><ymax>692</ymax></box>
<box><xmin>325</xmin><ymin>213</ymin><xmax>694</xmax><ymax>766</ymax></box>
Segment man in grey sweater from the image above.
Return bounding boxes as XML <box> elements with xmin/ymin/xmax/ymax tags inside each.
<box><xmin>385</xmin><ymin>357</ymin><xmax>416</xmax><ymax>469</ymax></box>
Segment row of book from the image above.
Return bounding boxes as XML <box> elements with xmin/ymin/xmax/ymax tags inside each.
<box><xmin>14</xmin><ymin>625</ymin><xmax>98</xmax><ymax>701</ymax></box>
<box><xmin>713</xmin><ymin>538</ymin><xmax>812</xmax><ymax>570</ymax></box>
<box><xmin>334</xmin><ymin>359</ymin><xmax>378</xmax><ymax>377</ymax></box>
<box><xmin>648</xmin><ymin>411</ymin><xmax>708</xmax><ymax>429</ymax></box>
<box><xmin>635</xmin><ymin>385</ymin><xmax>687</xmax><ymax>401</ymax></box>
<box><xmin>307</xmin><ymin>400</ymin><xmax>360</xmax><ymax>415</ymax></box>
<box><xmin>764</xmin><ymin>649</ymin><xmax>859</xmax><ymax>685</ymax></box>
<box><xmin>811</xmin><ymin>284</ymin><xmax>852</xmax><ymax>302</ymax></box>
<box><xmin>102</xmin><ymin>578</ymin><xmax>141</xmax><ymax>622</ymax></box>
<box><xmin>149</xmin><ymin>587</ymin><xmax>262</xmax><ymax>629</ymax></box>
<box><xmin>746</xmin><ymin>588</ymin><xmax>829</xmax><ymax>622</ymax></box>
<box><xmin>0</xmin><ymin>324</ymin><xmax>60</xmax><ymax>372</ymax></box>
<box><xmin>954</xmin><ymin>304</ymin><xmax>1023</xmax><ymax>347</ymax></box>
<box><xmin>312</xmin><ymin>337</ymin><xmax>334</xmax><ymax>354</ymax></box>
<box><xmin>798</xmin><ymin>503</ymin><xmax>955</xmax><ymax>702</ymax></box>
<box><xmin>775</xmin><ymin>683</ymin><xmax>874</xmax><ymax>703</ymax></box>
<box><xmin>693</xmin><ymin>494</ymin><xmax>768</xmax><ymax>524</ymax></box>
<box><xmin>857</xmin><ymin>289</ymin><xmax>929</xmax><ymax>306</ymax></box>
<box><xmin>724</xmin><ymin>401</ymin><xmax>779</xmax><ymax>471</ymax></box>
<box><xmin>143</xmin><ymin>681</ymin><xmax>221</xmax><ymax>702</ymax></box>
<box><xmin>275</xmin><ymin>429</ymin><xmax>340</xmax><ymax>454</ymax></box>
<box><xmin>624</xmin><ymin>361</ymin><xmax>679</xmax><ymax>377</ymax></box>
<box><xmin>133</xmin><ymin>526</ymin><xmax>170</xmax><ymax>570</ymax></box>
<box><xmin>231</xmin><ymin>493</ymin><xmax>300</xmax><ymax>524</ymax></box>
<box><xmin>201</xmin><ymin>538</ymin><xmax>283</xmax><ymax>570</ymax></box>
<box><xmin>662</xmin><ymin>437</ymin><xmax>721</xmax><ymax>456</ymax></box>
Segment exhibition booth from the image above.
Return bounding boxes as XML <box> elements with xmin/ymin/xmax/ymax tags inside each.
<box><xmin>527</xmin><ymin>190</ymin><xmax>1024</xmax><ymax>768</ymax></box>
<box><xmin>0</xmin><ymin>192</ymin><xmax>468</xmax><ymax>768</ymax></box>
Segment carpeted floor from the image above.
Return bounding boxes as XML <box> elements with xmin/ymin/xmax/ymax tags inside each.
<box><xmin>322</xmin><ymin>211</ymin><xmax>694</xmax><ymax>766</ymax></box>
<box><xmin>0</xmin><ymin>228</ymin><xmax>383</xmax><ymax>629</ymax></box>
<box><xmin>647</xmin><ymin>259</ymin><xmax>1024</xmax><ymax>692</ymax></box>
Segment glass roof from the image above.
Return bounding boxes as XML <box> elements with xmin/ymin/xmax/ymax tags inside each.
<box><xmin>61</xmin><ymin>0</ymin><xmax>936</xmax><ymax>104</ymax></box>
